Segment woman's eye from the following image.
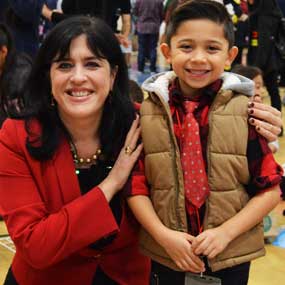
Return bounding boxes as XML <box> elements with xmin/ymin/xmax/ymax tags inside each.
<box><xmin>86</xmin><ymin>61</ymin><xmax>100</xmax><ymax>68</ymax></box>
<box><xmin>57</xmin><ymin>62</ymin><xmax>73</xmax><ymax>69</ymax></box>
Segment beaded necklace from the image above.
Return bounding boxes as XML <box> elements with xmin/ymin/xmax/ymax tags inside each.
<box><xmin>69</xmin><ymin>140</ymin><xmax>102</xmax><ymax>171</ymax></box>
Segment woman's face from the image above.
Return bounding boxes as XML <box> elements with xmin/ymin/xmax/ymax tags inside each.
<box><xmin>50</xmin><ymin>34</ymin><xmax>116</xmax><ymax>123</ymax></box>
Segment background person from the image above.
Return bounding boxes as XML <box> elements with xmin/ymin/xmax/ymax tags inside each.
<box><xmin>133</xmin><ymin>0</ymin><xmax>164</xmax><ymax>74</ymax></box>
<box><xmin>42</xmin><ymin>0</ymin><xmax>132</xmax><ymax>49</ymax></box>
<box><xmin>247</xmin><ymin>0</ymin><xmax>283</xmax><ymax>125</ymax></box>
<box><xmin>0</xmin><ymin>23</ymin><xmax>33</xmax><ymax>127</ymax></box>
<box><xmin>4</xmin><ymin>0</ymin><xmax>46</xmax><ymax>56</ymax></box>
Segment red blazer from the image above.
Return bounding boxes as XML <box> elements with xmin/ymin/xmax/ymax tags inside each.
<box><xmin>0</xmin><ymin>119</ymin><xmax>150</xmax><ymax>285</ymax></box>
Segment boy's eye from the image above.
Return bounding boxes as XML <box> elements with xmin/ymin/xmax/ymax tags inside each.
<box><xmin>208</xmin><ymin>46</ymin><xmax>220</xmax><ymax>52</ymax></box>
<box><xmin>180</xmin><ymin>44</ymin><xmax>192</xmax><ymax>51</ymax></box>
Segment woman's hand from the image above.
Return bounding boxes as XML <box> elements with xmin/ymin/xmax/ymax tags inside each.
<box><xmin>158</xmin><ymin>228</ymin><xmax>205</xmax><ymax>273</ymax></box>
<box><xmin>99</xmin><ymin>115</ymin><xmax>143</xmax><ymax>200</ymax></box>
<box><xmin>248</xmin><ymin>100</ymin><xmax>282</xmax><ymax>142</ymax></box>
<box><xmin>192</xmin><ymin>227</ymin><xmax>231</xmax><ymax>259</ymax></box>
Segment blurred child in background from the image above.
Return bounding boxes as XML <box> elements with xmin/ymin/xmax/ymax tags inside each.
<box><xmin>232</xmin><ymin>64</ymin><xmax>279</xmax><ymax>153</ymax></box>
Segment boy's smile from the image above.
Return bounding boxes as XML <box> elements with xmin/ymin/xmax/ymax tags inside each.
<box><xmin>161</xmin><ymin>19</ymin><xmax>238</xmax><ymax>97</ymax></box>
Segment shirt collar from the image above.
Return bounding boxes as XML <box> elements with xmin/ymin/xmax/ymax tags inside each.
<box><xmin>168</xmin><ymin>78</ymin><xmax>223</xmax><ymax>113</ymax></box>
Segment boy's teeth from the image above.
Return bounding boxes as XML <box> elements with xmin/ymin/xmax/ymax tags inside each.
<box><xmin>191</xmin><ymin>70</ymin><xmax>206</xmax><ymax>74</ymax></box>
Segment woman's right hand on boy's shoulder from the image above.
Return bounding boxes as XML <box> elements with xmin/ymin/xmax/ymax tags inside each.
<box><xmin>158</xmin><ymin>228</ymin><xmax>205</xmax><ymax>273</ymax></box>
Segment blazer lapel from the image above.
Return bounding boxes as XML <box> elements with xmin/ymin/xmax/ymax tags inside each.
<box><xmin>53</xmin><ymin>138</ymin><xmax>81</xmax><ymax>204</ymax></box>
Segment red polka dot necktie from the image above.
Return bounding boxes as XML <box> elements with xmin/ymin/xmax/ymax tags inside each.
<box><xmin>181</xmin><ymin>101</ymin><xmax>210</xmax><ymax>210</ymax></box>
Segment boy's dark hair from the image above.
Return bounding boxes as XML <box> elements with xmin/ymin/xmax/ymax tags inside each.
<box><xmin>231</xmin><ymin>64</ymin><xmax>263</xmax><ymax>80</ymax></box>
<box><xmin>165</xmin><ymin>0</ymin><xmax>235</xmax><ymax>48</ymax></box>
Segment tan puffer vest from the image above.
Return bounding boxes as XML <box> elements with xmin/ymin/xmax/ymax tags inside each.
<box><xmin>139</xmin><ymin>88</ymin><xmax>265</xmax><ymax>272</ymax></box>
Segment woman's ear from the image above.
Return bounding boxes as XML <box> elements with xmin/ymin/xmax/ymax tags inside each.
<box><xmin>110</xmin><ymin>65</ymin><xmax>118</xmax><ymax>90</ymax></box>
<box><xmin>160</xmin><ymin>43</ymin><xmax>172</xmax><ymax>65</ymax></box>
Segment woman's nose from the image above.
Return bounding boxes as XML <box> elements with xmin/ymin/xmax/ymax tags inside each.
<box><xmin>70</xmin><ymin>66</ymin><xmax>87</xmax><ymax>83</ymax></box>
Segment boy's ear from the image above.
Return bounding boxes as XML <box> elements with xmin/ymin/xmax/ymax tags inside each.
<box><xmin>160</xmin><ymin>43</ymin><xmax>172</xmax><ymax>64</ymax></box>
<box><xmin>225</xmin><ymin>45</ymin><xmax>239</xmax><ymax>68</ymax></box>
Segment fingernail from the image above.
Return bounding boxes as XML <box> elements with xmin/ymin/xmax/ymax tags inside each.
<box><xmin>256</xmin><ymin>126</ymin><xmax>260</xmax><ymax>131</ymax></box>
<box><xmin>248</xmin><ymin>109</ymin><xmax>254</xmax><ymax>114</ymax></box>
<box><xmin>249</xmin><ymin>118</ymin><xmax>255</xmax><ymax>124</ymax></box>
<box><xmin>248</xmin><ymin>102</ymin><xmax>254</xmax><ymax>108</ymax></box>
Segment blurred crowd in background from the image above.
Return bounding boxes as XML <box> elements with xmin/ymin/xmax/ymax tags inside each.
<box><xmin>1</xmin><ymin>0</ymin><xmax>285</xmax><ymax>123</ymax></box>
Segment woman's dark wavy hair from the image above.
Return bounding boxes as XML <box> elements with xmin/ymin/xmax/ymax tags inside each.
<box><xmin>23</xmin><ymin>16</ymin><xmax>134</xmax><ymax>161</ymax></box>
<box><xmin>0</xmin><ymin>23</ymin><xmax>13</xmax><ymax>52</ymax></box>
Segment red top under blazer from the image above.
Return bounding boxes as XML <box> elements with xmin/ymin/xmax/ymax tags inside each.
<box><xmin>0</xmin><ymin>119</ymin><xmax>150</xmax><ymax>285</ymax></box>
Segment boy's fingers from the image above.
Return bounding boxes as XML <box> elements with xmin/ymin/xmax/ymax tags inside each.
<box><xmin>185</xmin><ymin>234</ymin><xmax>195</xmax><ymax>243</ymax></box>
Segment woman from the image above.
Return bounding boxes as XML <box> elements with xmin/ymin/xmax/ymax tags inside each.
<box><xmin>0</xmin><ymin>16</ymin><xmax>149</xmax><ymax>285</ymax></box>
<box><xmin>41</xmin><ymin>0</ymin><xmax>131</xmax><ymax>49</ymax></box>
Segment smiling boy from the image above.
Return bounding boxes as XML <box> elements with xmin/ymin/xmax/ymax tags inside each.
<box><xmin>127</xmin><ymin>1</ymin><xmax>283</xmax><ymax>284</ymax></box>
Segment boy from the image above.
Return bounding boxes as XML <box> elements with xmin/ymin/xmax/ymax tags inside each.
<box><xmin>127</xmin><ymin>1</ymin><xmax>282</xmax><ymax>284</ymax></box>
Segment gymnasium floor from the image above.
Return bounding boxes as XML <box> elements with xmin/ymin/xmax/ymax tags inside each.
<box><xmin>0</xmin><ymin>52</ymin><xmax>285</xmax><ymax>283</ymax></box>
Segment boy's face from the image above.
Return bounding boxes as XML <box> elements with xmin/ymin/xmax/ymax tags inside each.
<box><xmin>161</xmin><ymin>19</ymin><xmax>238</xmax><ymax>97</ymax></box>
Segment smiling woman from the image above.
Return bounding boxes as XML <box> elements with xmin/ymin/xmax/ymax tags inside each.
<box><xmin>50</xmin><ymin>34</ymin><xmax>117</xmax><ymax>122</ymax></box>
<box><xmin>0</xmin><ymin>16</ymin><xmax>150</xmax><ymax>285</ymax></box>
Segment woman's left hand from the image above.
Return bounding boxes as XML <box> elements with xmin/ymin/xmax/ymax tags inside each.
<box><xmin>99</xmin><ymin>115</ymin><xmax>143</xmax><ymax>200</ymax></box>
<box><xmin>192</xmin><ymin>227</ymin><xmax>231</xmax><ymax>259</ymax></box>
<box><xmin>248</xmin><ymin>100</ymin><xmax>282</xmax><ymax>142</ymax></box>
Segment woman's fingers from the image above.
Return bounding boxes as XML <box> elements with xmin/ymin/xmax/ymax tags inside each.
<box><xmin>248</xmin><ymin>102</ymin><xmax>282</xmax><ymax>141</ymax></box>
<box><xmin>249</xmin><ymin>117</ymin><xmax>281</xmax><ymax>141</ymax></box>
<box><xmin>124</xmin><ymin>114</ymin><xmax>140</xmax><ymax>145</ymax></box>
<box><xmin>248</xmin><ymin>101</ymin><xmax>282</xmax><ymax>127</ymax></box>
<box><xmin>123</xmin><ymin>115</ymin><xmax>142</xmax><ymax>155</ymax></box>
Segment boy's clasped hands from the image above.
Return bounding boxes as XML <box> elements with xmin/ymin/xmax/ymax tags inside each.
<box><xmin>158</xmin><ymin>226</ymin><xmax>232</xmax><ymax>273</ymax></box>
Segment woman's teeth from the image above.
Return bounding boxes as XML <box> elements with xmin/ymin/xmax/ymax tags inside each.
<box><xmin>70</xmin><ymin>91</ymin><xmax>91</xmax><ymax>97</ymax></box>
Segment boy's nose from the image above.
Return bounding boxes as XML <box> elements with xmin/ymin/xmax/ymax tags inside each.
<box><xmin>190</xmin><ymin>49</ymin><xmax>207</xmax><ymax>62</ymax></box>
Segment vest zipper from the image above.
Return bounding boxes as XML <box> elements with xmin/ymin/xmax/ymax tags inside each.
<box><xmin>156</xmin><ymin>93</ymin><xmax>185</xmax><ymax>232</ymax></box>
